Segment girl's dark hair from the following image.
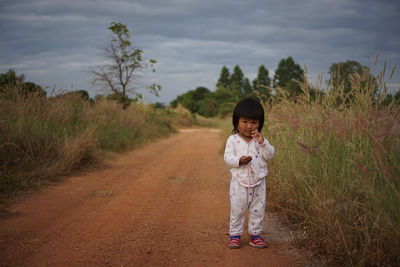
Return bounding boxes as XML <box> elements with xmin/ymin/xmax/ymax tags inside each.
<box><xmin>232</xmin><ymin>98</ymin><xmax>264</xmax><ymax>133</ymax></box>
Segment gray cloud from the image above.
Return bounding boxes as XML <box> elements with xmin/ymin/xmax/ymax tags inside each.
<box><xmin>1</xmin><ymin>0</ymin><xmax>399</xmax><ymax>103</ymax></box>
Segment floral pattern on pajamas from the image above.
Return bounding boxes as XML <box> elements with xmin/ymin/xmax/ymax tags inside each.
<box><xmin>229</xmin><ymin>177</ymin><xmax>266</xmax><ymax>235</ymax></box>
<box><xmin>224</xmin><ymin>134</ymin><xmax>275</xmax><ymax>235</ymax></box>
<box><xmin>224</xmin><ymin>134</ymin><xmax>274</xmax><ymax>187</ymax></box>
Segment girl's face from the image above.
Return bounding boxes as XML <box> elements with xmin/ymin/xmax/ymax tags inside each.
<box><xmin>237</xmin><ymin>117</ymin><xmax>260</xmax><ymax>139</ymax></box>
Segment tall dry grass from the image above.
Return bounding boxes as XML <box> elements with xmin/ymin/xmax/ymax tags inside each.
<box><xmin>263</xmin><ymin>60</ymin><xmax>399</xmax><ymax>265</ymax></box>
<box><xmin>0</xmin><ymin>86</ymin><xmax>197</xmax><ymax>195</ymax></box>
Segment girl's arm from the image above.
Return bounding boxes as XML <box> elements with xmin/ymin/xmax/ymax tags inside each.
<box><xmin>252</xmin><ymin>129</ymin><xmax>275</xmax><ymax>160</ymax></box>
<box><xmin>224</xmin><ymin>137</ymin><xmax>240</xmax><ymax>167</ymax></box>
<box><xmin>257</xmin><ymin>137</ymin><xmax>275</xmax><ymax>160</ymax></box>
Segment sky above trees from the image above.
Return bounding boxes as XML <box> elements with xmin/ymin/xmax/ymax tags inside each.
<box><xmin>0</xmin><ymin>0</ymin><xmax>399</xmax><ymax>103</ymax></box>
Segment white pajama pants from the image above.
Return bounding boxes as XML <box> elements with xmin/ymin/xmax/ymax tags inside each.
<box><xmin>229</xmin><ymin>177</ymin><xmax>266</xmax><ymax>235</ymax></box>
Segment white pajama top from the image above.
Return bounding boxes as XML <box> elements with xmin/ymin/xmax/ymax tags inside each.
<box><xmin>224</xmin><ymin>134</ymin><xmax>275</xmax><ymax>187</ymax></box>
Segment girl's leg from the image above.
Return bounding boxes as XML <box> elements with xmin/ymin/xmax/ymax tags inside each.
<box><xmin>248</xmin><ymin>179</ymin><xmax>266</xmax><ymax>235</ymax></box>
<box><xmin>229</xmin><ymin>178</ymin><xmax>248</xmax><ymax>235</ymax></box>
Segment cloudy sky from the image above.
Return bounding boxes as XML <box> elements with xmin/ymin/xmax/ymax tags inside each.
<box><xmin>1</xmin><ymin>0</ymin><xmax>399</xmax><ymax>104</ymax></box>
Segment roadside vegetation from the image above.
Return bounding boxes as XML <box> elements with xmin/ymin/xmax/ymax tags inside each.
<box><xmin>0</xmin><ymin>83</ymin><xmax>202</xmax><ymax>195</ymax></box>
<box><xmin>216</xmin><ymin>54</ymin><xmax>399</xmax><ymax>265</ymax></box>
<box><xmin>263</xmin><ymin>63</ymin><xmax>399</xmax><ymax>265</ymax></box>
<box><xmin>0</xmin><ymin>22</ymin><xmax>201</xmax><ymax>196</ymax></box>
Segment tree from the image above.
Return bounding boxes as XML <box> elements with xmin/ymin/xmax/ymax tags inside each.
<box><xmin>230</xmin><ymin>65</ymin><xmax>245</xmax><ymax>94</ymax></box>
<box><xmin>197</xmin><ymin>98</ymin><xmax>219</xmax><ymax>117</ymax></box>
<box><xmin>0</xmin><ymin>69</ymin><xmax>45</xmax><ymax>96</ymax></box>
<box><xmin>217</xmin><ymin>66</ymin><xmax>231</xmax><ymax>88</ymax></box>
<box><xmin>91</xmin><ymin>22</ymin><xmax>160</xmax><ymax>109</ymax></box>
<box><xmin>380</xmin><ymin>89</ymin><xmax>400</xmax><ymax>106</ymax></box>
<box><xmin>273</xmin><ymin>56</ymin><xmax>304</xmax><ymax>97</ymax></box>
<box><xmin>243</xmin><ymin>78</ymin><xmax>252</xmax><ymax>94</ymax></box>
<box><xmin>396</xmin><ymin>90</ymin><xmax>400</xmax><ymax>103</ymax></box>
<box><xmin>215</xmin><ymin>85</ymin><xmax>239</xmax><ymax>104</ymax></box>
<box><xmin>152</xmin><ymin>102</ymin><xmax>166</xmax><ymax>109</ymax></box>
<box><xmin>328</xmin><ymin>60</ymin><xmax>372</xmax><ymax>95</ymax></box>
<box><xmin>253</xmin><ymin>65</ymin><xmax>271</xmax><ymax>98</ymax></box>
<box><xmin>0</xmin><ymin>69</ymin><xmax>20</xmax><ymax>86</ymax></box>
<box><xmin>192</xmin><ymin>86</ymin><xmax>212</xmax><ymax>101</ymax></box>
<box><xmin>75</xmin><ymin>90</ymin><xmax>90</xmax><ymax>101</ymax></box>
<box><xmin>170</xmin><ymin>86</ymin><xmax>214</xmax><ymax>115</ymax></box>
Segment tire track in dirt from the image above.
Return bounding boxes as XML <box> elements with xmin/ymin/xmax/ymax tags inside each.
<box><xmin>0</xmin><ymin>129</ymin><xmax>301</xmax><ymax>266</ymax></box>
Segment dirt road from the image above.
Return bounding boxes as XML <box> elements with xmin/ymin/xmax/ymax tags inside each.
<box><xmin>0</xmin><ymin>129</ymin><xmax>301</xmax><ymax>266</ymax></box>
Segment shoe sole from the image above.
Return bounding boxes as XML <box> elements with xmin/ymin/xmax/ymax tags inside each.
<box><xmin>249</xmin><ymin>241</ymin><xmax>268</xmax><ymax>248</ymax></box>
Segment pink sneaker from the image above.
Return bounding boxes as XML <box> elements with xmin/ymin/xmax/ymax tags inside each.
<box><xmin>249</xmin><ymin>235</ymin><xmax>268</xmax><ymax>248</ymax></box>
<box><xmin>228</xmin><ymin>235</ymin><xmax>241</xmax><ymax>249</ymax></box>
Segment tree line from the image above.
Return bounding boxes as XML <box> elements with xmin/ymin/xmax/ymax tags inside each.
<box><xmin>170</xmin><ymin>58</ymin><xmax>400</xmax><ymax>117</ymax></box>
<box><xmin>1</xmin><ymin>21</ymin><xmax>399</xmax><ymax>113</ymax></box>
<box><xmin>169</xmin><ymin>57</ymin><xmax>305</xmax><ymax>117</ymax></box>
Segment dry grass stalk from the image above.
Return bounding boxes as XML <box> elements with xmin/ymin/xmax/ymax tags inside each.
<box><xmin>263</xmin><ymin>61</ymin><xmax>400</xmax><ymax>265</ymax></box>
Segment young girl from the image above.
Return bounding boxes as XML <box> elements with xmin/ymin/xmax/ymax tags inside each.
<box><xmin>224</xmin><ymin>98</ymin><xmax>275</xmax><ymax>249</ymax></box>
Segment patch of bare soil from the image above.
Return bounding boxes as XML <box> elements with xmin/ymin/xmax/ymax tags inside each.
<box><xmin>0</xmin><ymin>129</ymin><xmax>306</xmax><ymax>266</ymax></box>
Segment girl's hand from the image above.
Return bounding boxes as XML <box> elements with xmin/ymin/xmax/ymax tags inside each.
<box><xmin>251</xmin><ymin>129</ymin><xmax>264</xmax><ymax>144</ymax></box>
<box><xmin>239</xmin><ymin>156</ymin><xmax>252</xmax><ymax>166</ymax></box>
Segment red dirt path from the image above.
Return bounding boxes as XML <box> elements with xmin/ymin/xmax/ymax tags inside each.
<box><xmin>0</xmin><ymin>129</ymin><xmax>302</xmax><ymax>266</ymax></box>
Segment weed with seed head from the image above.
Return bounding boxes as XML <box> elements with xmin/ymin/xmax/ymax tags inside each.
<box><xmin>263</xmin><ymin>55</ymin><xmax>400</xmax><ymax>265</ymax></box>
